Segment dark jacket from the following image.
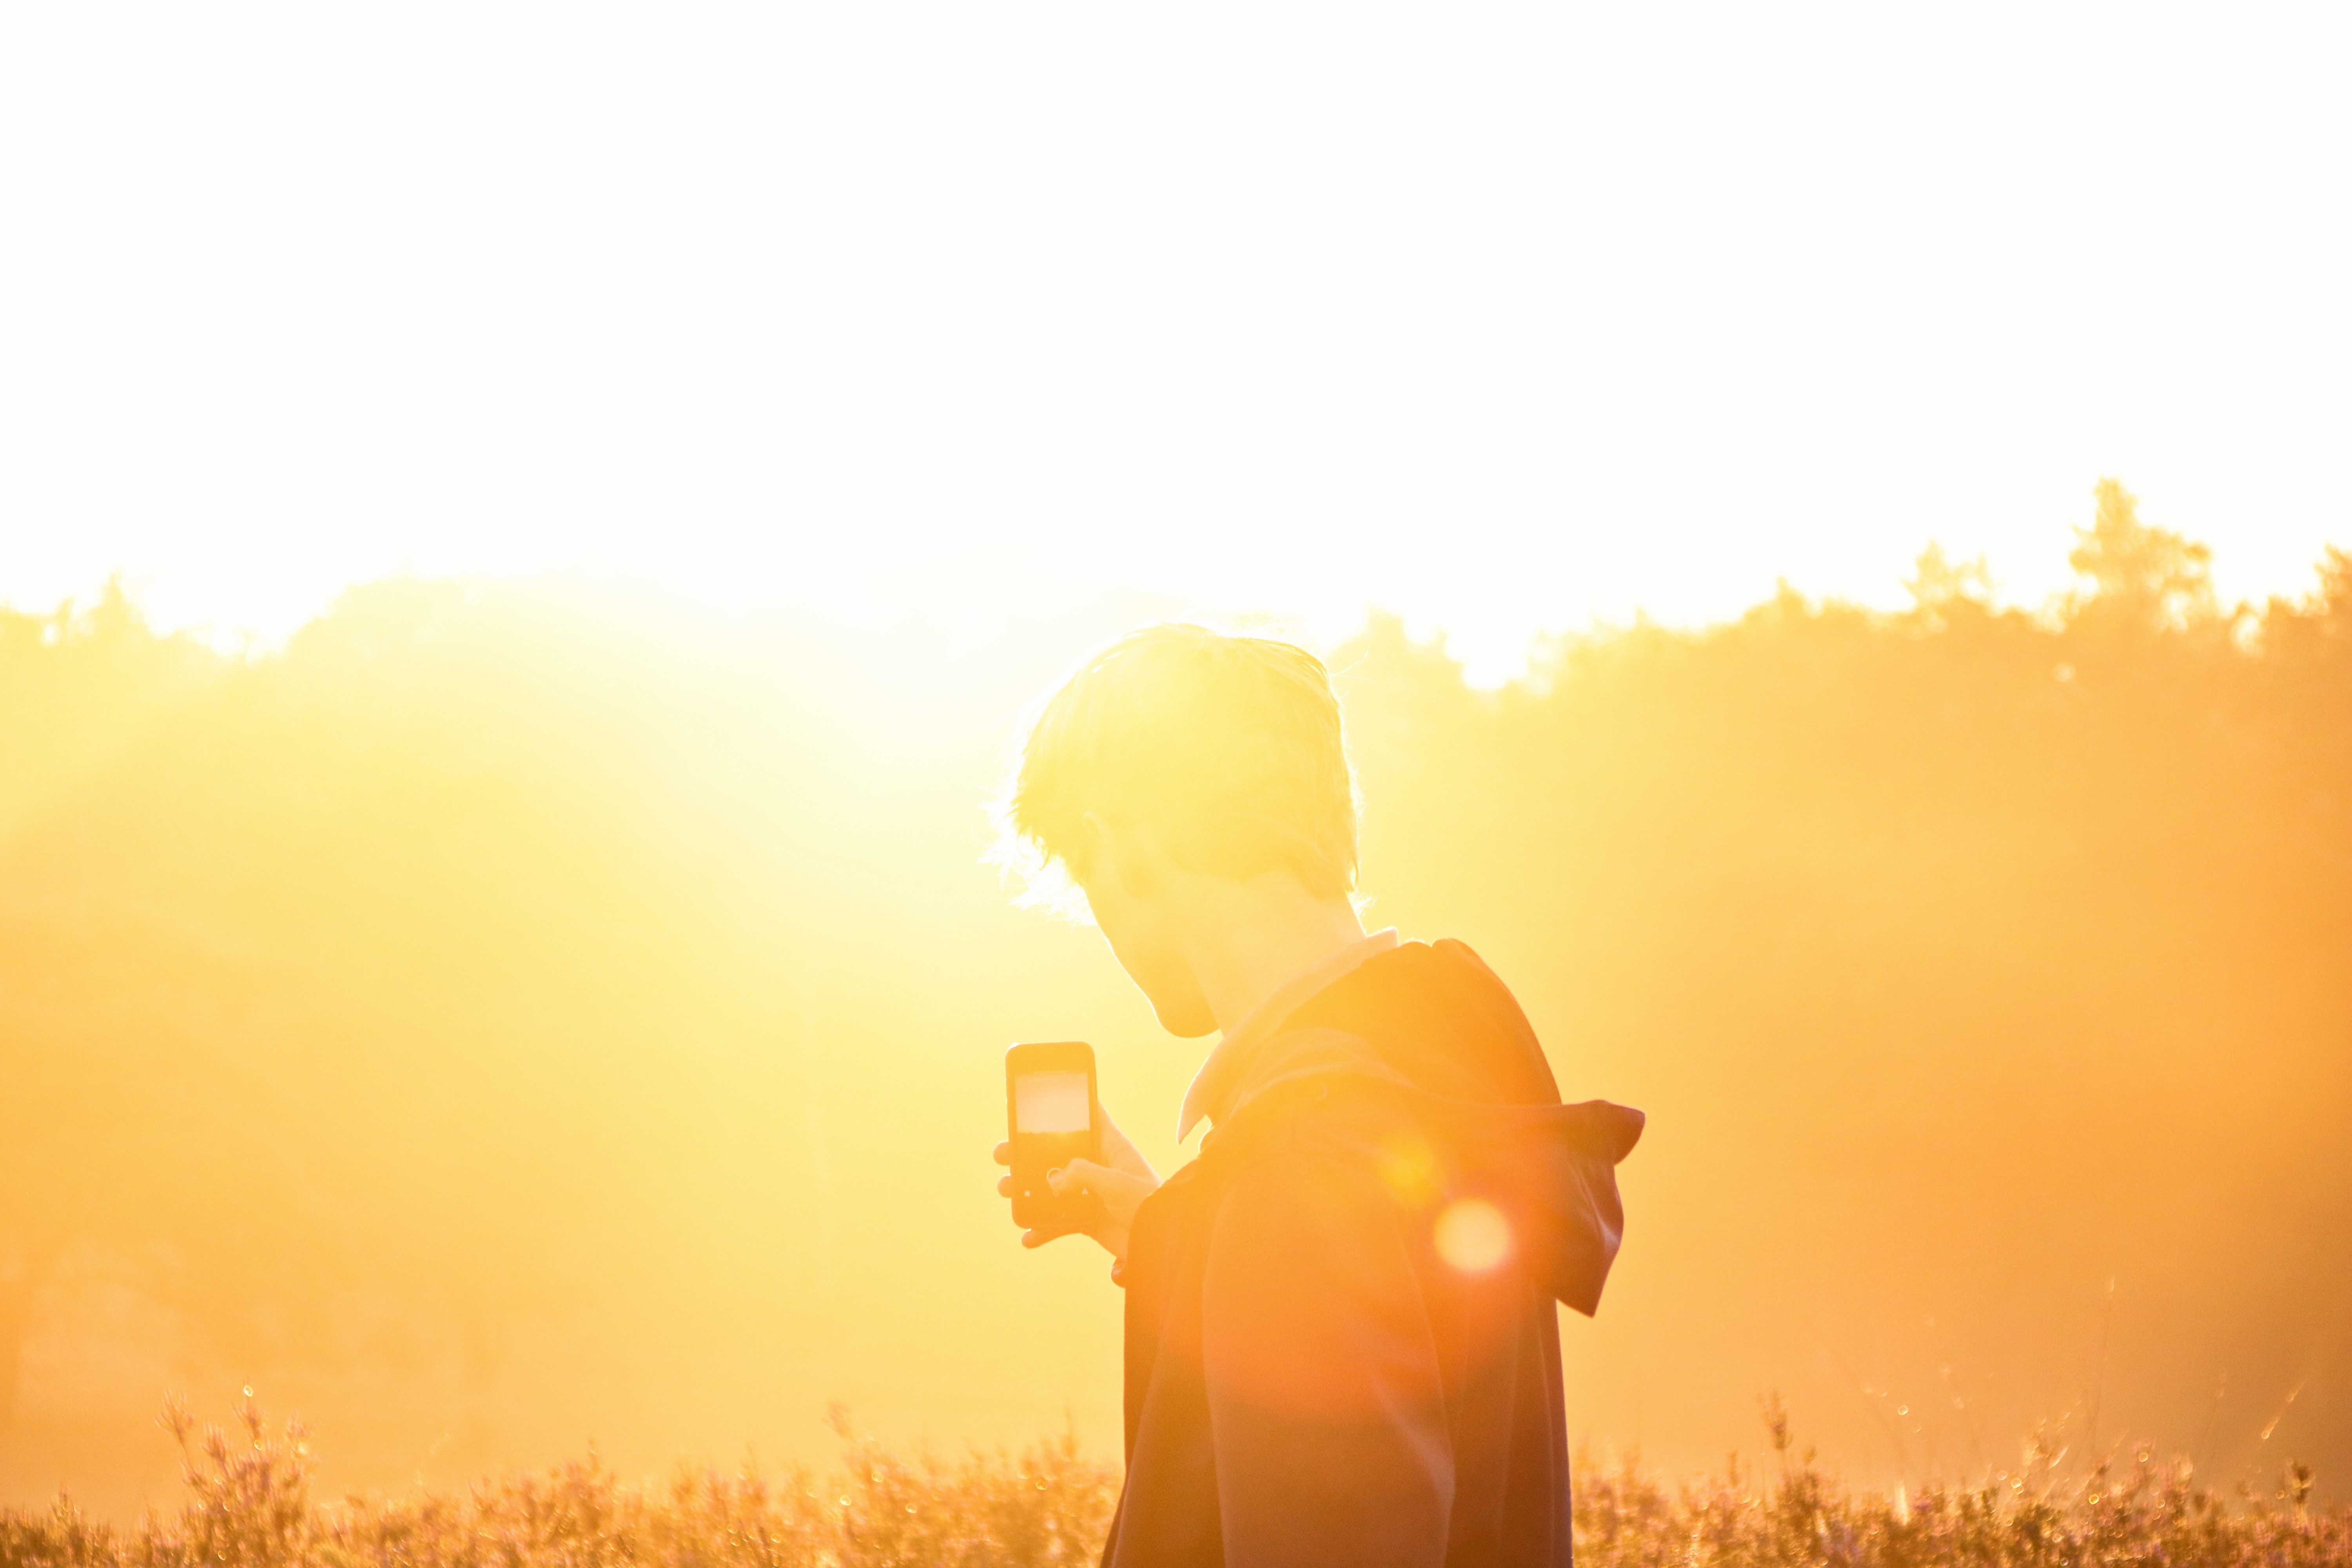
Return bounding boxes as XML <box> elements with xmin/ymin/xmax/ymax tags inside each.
<box><xmin>1101</xmin><ymin>939</ymin><xmax>1642</xmax><ymax>1568</ymax></box>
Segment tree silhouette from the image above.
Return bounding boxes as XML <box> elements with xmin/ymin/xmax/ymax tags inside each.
<box><xmin>2067</xmin><ymin>477</ymin><xmax>2218</xmax><ymax>632</ymax></box>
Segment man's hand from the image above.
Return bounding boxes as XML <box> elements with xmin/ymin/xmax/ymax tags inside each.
<box><xmin>995</xmin><ymin>1106</ymin><xmax>1160</xmax><ymax>1264</ymax></box>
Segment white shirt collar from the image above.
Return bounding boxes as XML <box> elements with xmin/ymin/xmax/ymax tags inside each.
<box><xmin>1176</xmin><ymin>927</ymin><xmax>1401</xmax><ymax>1139</ymax></box>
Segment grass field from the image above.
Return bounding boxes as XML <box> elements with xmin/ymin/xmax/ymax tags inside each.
<box><xmin>1</xmin><ymin>1398</ymin><xmax>2341</xmax><ymax>1568</ymax></box>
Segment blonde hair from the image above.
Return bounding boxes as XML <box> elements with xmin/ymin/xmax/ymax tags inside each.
<box><xmin>997</xmin><ymin>624</ymin><xmax>1359</xmax><ymax>907</ymax></box>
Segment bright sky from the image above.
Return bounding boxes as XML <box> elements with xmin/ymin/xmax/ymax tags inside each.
<box><xmin>4</xmin><ymin>4</ymin><xmax>2347</xmax><ymax>681</ymax></box>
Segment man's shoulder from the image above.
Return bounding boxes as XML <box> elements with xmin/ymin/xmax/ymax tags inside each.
<box><xmin>1284</xmin><ymin>935</ymin><xmax>1563</xmax><ymax>1107</ymax></box>
<box><xmin>1179</xmin><ymin>1071</ymin><xmax>1442</xmax><ymax>1260</ymax></box>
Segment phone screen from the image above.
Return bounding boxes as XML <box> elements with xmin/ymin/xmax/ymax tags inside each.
<box><xmin>1013</xmin><ymin>1070</ymin><xmax>1091</xmax><ymax>1134</ymax></box>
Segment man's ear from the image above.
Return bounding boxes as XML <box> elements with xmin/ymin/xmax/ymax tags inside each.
<box><xmin>1072</xmin><ymin>812</ymin><xmax>1114</xmax><ymax>892</ymax></box>
<box><xmin>1081</xmin><ymin>812</ymin><xmax>1160</xmax><ymax>899</ymax></box>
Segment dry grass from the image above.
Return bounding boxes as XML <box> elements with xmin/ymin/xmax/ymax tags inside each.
<box><xmin>0</xmin><ymin>1397</ymin><xmax>2341</xmax><ymax>1568</ymax></box>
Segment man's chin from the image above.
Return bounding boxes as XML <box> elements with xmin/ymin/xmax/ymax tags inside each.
<box><xmin>1152</xmin><ymin>1000</ymin><xmax>1220</xmax><ymax>1039</ymax></box>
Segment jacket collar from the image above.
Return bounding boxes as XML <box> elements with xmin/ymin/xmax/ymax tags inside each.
<box><xmin>1177</xmin><ymin>927</ymin><xmax>1399</xmax><ymax>1139</ymax></box>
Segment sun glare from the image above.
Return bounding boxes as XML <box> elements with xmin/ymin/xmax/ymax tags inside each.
<box><xmin>3</xmin><ymin>6</ymin><xmax>2347</xmax><ymax>680</ymax></box>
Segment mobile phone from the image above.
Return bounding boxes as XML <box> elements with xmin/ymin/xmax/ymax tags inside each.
<box><xmin>1005</xmin><ymin>1041</ymin><xmax>1101</xmax><ymax>1234</ymax></box>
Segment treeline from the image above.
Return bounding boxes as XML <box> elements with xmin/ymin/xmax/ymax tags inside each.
<box><xmin>1</xmin><ymin>482</ymin><xmax>2347</xmax><ymax>1508</ymax></box>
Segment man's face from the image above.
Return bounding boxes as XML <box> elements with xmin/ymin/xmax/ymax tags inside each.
<box><xmin>1071</xmin><ymin>840</ymin><xmax>1219</xmax><ymax>1039</ymax></box>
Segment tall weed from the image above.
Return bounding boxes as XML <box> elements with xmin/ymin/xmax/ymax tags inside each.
<box><xmin>2</xmin><ymin>1399</ymin><xmax>2341</xmax><ymax>1568</ymax></box>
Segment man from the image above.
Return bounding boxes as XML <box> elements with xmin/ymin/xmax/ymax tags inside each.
<box><xmin>992</xmin><ymin>623</ymin><xmax>1642</xmax><ymax>1567</ymax></box>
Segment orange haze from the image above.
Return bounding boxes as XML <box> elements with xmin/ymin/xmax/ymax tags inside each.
<box><xmin>3</xmin><ymin>485</ymin><xmax>2348</xmax><ymax>1511</ymax></box>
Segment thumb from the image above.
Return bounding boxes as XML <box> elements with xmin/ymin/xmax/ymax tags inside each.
<box><xmin>1049</xmin><ymin>1159</ymin><xmax>1111</xmax><ymax>1196</ymax></box>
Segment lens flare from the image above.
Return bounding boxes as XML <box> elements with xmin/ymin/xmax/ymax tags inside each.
<box><xmin>1433</xmin><ymin>1198</ymin><xmax>1512</xmax><ymax>1273</ymax></box>
<box><xmin>1377</xmin><ymin>1132</ymin><xmax>1441</xmax><ymax>1209</ymax></box>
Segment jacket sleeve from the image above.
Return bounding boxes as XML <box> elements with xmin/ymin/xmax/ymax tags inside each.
<box><xmin>1199</xmin><ymin>1134</ymin><xmax>1454</xmax><ymax>1568</ymax></box>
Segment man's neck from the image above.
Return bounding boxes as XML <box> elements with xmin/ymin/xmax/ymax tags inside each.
<box><xmin>1178</xmin><ymin>877</ymin><xmax>1369</xmax><ymax>1034</ymax></box>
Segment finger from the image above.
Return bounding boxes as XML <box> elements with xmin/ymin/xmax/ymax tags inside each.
<box><xmin>1097</xmin><ymin>1119</ymin><xmax>1154</xmax><ymax>1173</ymax></box>
<box><xmin>1049</xmin><ymin>1159</ymin><xmax>1109</xmax><ymax>1196</ymax></box>
<box><xmin>997</xmin><ymin>1175</ymin><xmax>1013</xmax><ymax>1198</ymax></box>
<box><xmin>993</xmin><ymin>1141</ymin><xmax>1012</xmax><ymax>1166</ymax></box>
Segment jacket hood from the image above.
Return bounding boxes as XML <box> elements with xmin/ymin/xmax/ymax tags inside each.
<box><xmin>1218</xmin><ymin>938</ymin><xmax>1643</xmax><ymax>1315</ymax></box>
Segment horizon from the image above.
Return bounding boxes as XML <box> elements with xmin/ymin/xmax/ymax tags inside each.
<box><xmin>15</xmin><ymin>487</ymin><xmax>2348</xmax><ymax>688</ymax></box>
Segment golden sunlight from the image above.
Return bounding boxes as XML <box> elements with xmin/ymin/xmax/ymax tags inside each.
<box><xmin>4</xmin><ymin>5</ymin><xmax>2350</xmax><ymax>1560</ymax></box>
